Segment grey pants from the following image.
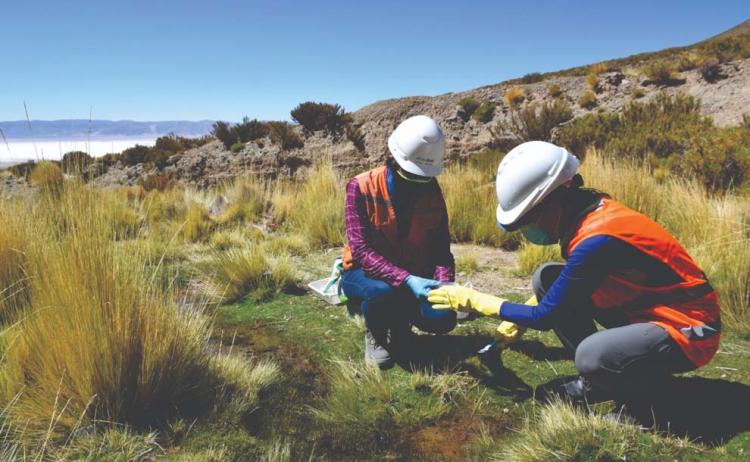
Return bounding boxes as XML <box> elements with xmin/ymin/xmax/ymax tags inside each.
<box><xmin>533</xmin><ymin>263</ymin><xmax>695</xmax><ymax>396</ymax></box>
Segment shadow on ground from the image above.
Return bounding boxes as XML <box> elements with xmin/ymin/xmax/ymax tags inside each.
<box><xmin>393</xmin><ymin>333</ymin><xmax>534</xmax><ymax>400</ymax></box>
<box><xmin>534</xmin><ymin>373</ymin><xmax>750</xmax><ymax>446</ymax></box>
<box><xmin>632</xmin><ymin>376</ymin><xmax>750</xmax><ymax>446</ymax></box>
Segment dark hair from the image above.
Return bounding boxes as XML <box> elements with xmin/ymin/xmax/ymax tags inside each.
<box><xmin>385</xmin><ymin>155</ymin><xmax>398</xmax><ymax>169</ymax></box>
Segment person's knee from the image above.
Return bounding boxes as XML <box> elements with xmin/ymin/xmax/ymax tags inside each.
<box><xmin>532</xmin><ymin>262</ymin><xmax>565</xmax><ymax>300</ymax></box>
<box><xmin>574</xmin><ymin>335</ymin><xmax>609</xmax><ymax>376</ymax></box>
<box><xmin>362</xmin><ymin>279</ymin><xmax>396</xmax><ymax>302</ymax></box>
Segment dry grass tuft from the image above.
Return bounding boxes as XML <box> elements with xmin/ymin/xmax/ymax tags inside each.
<box><xmin>496</xmin><ymin>399</ymin><xmax>701</xmax><ymax>461</ymax></box>
<box><xmin>504</xmin><ymin>86</ymin><xmax>526</xmax><ymax>106</ymax></box>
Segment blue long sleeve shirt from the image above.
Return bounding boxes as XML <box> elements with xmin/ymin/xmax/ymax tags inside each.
<box><xmin>500</xmin><ymin>235</ymin><xmax>682</xmax><ymax>330</ymax></box>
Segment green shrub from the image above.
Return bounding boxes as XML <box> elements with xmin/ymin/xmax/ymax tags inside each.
<box><xmin>519</xmin><ymin>72</ymin><xmax>544</xmax><ymax>84</ymax></box>
<box><xmin>547</xmin><ymin>84</ymin><xmax>563</xmax><ymax>98</ymax></box>
<box><xmin>496</xmin><ymin>98</ymin><xmax>573</xmax><ymax>143</ymax></box>
<box><xmin>458</xmin><ymin>96</ymin><xmax>480</xmax><ymax>120</ymax></box>
<box><xmin>230</xmin><ymin>141</ymin><xmax>244</xmax><ymax>153</ymax></box>
<box><xmin>154</xmin><ymin>133</ymin><xmax>210</xmax><ymax>153</ymax></box>
<box><xmin>144</xmin><ymin>148</ymin><xmax>172</xmax><ymax>169</ymax></box>
<box><xmin>7</xmin><ymin>160</ymin><xmax>36</xmax><ymax>178</ymax></box>
<box><xmin>233</xmin><ymin>117</ymin><xmax>269</xmax><ymax>142</ymax></box>
<box><xmin>578</xmin><ymin>90</ymin><xmax>597</xmax><ymax>109</ymax></box>
<box><xmin>290</xmin><ymin>101</ymin><xmax>351</xmax><ymax>138</ymax></box>
<box><xmin>742</xmin><ymin>113</ymin><xmax>750</xmax><ymax>130</ymax></box>
<box><xmin>121</xmin><ymin>144</ymin><xmax>152</xmax><ymax>166</ymax></box>
<box><xmin>267</xmin><ymin>122</ymin><xmax>304</xmax><ymax>151</ymax></box>
<box><xmin>61</xmin><ymin>151</ymin><xmax>93</xmax><ymax>174</ymax></box>
<box><xmin>630</xmin><ymin>87</ymin><xmax>646</xmax><ymax>99</ymax></box>
<box><xmin>700</xmin><ymin>58</ymin><xmax>726</xmax><ymax>83</ymax></box>
<box><xmin>701</xmin><ymin>35</ymin><xmax>750</xmax><ymax>63</ymax></box>
<box><xmin>556</xmin><ymin>92</ymin><xmax>750</xmax><ymax>191</ymax></box>
<box><xmin>641</xmin><ymin>61</ymin><xmax>682</xmax><ymax>86</ymax></box>
<box><xmin>212</xmin><ymin>121</ymin><xmax>237</xmax><ymax>149</ymax></box>
<box><xmin>473</xmin><ymin>101</ymin><xmax>497</xmax><ymax>123</ymax></box>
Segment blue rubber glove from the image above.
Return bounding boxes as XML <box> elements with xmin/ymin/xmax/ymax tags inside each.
<box><xmin>404</xmin><ymin>275</ymin><xmax>442</xmax><ymax>300</ymax></box>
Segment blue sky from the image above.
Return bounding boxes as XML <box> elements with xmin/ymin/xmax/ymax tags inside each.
<box><xmin>1</xmin><ymin>1</ymin><xmax>747</xmax><ymax>122</ymax></box>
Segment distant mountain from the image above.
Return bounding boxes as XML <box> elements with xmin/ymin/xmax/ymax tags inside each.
<box><xmin>0</xmin><ymin>120</ymin><xmax>215</xmax><ymax>140</ymax></box>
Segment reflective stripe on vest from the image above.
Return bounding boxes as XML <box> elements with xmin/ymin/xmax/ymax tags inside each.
<box><xmin>342</xmin><ymin>166</ymin><xmax>446</xmax><ymax>276</ymax></box>
<box><xmin>567</xmin><ymin>199</ymin><xmax>721</xmax><ymax>367</ymax></box>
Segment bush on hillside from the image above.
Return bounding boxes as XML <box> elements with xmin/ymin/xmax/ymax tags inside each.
<box><xmin>701</xmin><ymin>35</ymin><xmax>750</xmax><ymax>63</ymax></box>
<box><xmin>290</xmin><ymin>102</ymin><xmax>351</xmax><ymax>138</ymax></box>
<box><xmin>589</xmin><ymin>62</ymin><xmax>610</xmax><ymax>75</ymax></box>
<box><xmin>641</xmin><ymin>61</ymin><xmax>683</xmax><ymax>86</ymax></box>
<box><xmin>519</xmin><ymin>72</ymin><xmax>544</xmax><ymax>84</ymax></box>
<box><xmin>268</xmin><ymin>121</ymin><xmax>304</xmax><ymax>151</ymax></box>
<box><xmin>578</xmin><ymin>90</ymin><xmax>597</xmax><ymax>109</ymax></box>
<box><xmin>233</xmin><ymin>117</ymin><xmax>268</xmax><ymax>143</ymax></box>
<box><xmin>700</xmin><ymin>58</ymin><xmax>727</xmax><ymax>83</ymax></box>
<box><xmin>547</xmin><ymin>84</ymin><xmax>563</xmax><ymax>98</ymax></box>
<box><xmin>61</xmin><ymin>151</ymin><xmax>93</xmax><ymax>174</ymax></box>
<box><xmin>154</xmin><ymin>133</ymin><xmax>212</xmax><ymax>153</ymax></box>
<box><xmin>630</xmin><ymin>87</ymin><xmax>646</xmax><ymax>99</ymax></box>
<box><xmin>473</xmin><ymin>101</ymin><xmax>497</xmax><ymax>123</ymax></box>
<box><xmin>495</xmin><ymin>98</ymin><xmax>573</xmax><ymax>144</ymax></box>
<box><xmin>555</xmin><ymin>92</ymin><xmax>750</xmax><ymax>191</ymax></box>
<box><xmin>504</xmin><ymin>86</ymin><xmax>525</xmax><ymax>106</ymax></box>
<box><xmin>121</xmin><ymin>145</ymin><xmax>152</xmax><ymax>166</ymax></box>
<box><xmin>458</xmin><ymin>96</ymin><xmax>480</xmax><ymax>120</ymax></box>
<box><xmin>7</xmin><ymin>161</ymin><xmax>36</xmax><ymax>179</ymax></box>
<box><xmin>212</xmin><ymin>121</ymin><xmax>237</xmax><ymax>149</ymax></box>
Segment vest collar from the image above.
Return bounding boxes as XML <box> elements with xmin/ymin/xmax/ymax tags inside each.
<box><xmin>560</xmin><ymin>198</ymin><xmax>605</xmax><ymax>258</ymax></box>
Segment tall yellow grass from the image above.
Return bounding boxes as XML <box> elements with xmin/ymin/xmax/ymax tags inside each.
<box><xmin>441</xmin><ymin>162</ymin><xmax>520</xmax><ymax>249</ymax></box>
<box><xmin>0</xmin><ymin>182</ymin><xmax>278</xmax><ymax>451</ymax></box>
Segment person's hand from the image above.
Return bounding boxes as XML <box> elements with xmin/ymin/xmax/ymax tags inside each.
<box><xmin>495</xmin><ymin>294</ymin><xmax>536</xmax><ymax>344</ymax></box>
<box><xmin>496</xmin><ymin>321</ymin><xmax>527</xmax><ymax>344</ymax></box>
<box><xmin>404</xmin><ymin>275</ymin><xmax>441</xmax><ymax>300</ymax></box>
<box><xmin>428</xmin><ymin>285</ymin><xmax>505</xmax><ymax>317</ymax></box>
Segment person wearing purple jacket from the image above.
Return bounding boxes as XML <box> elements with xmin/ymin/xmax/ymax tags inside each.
<box><xmin>340</xmin><ymin>115</ymin><xmax>456</xmax><ymax>369</ymax></box>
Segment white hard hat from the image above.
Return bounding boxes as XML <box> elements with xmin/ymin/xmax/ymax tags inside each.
<box><xmin>388</xmin><ymin>115</ymin><xmax>445</xmax><ymax>177</ymax></box>
<box><xmin>495</xmin><ymin>141</ymin><xmax>579</xmax><ymax>229</ymax></box>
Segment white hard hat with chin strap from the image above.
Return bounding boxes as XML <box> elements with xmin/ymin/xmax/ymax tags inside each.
<box><xmin>495</xmin><ymin>141</ymin><xmax>580</xmax><ymax>231</ymax></box>
<box><xmin>388</xmin><ymin>115</ymin><xmax>445</xmax><ymax>178</ymax></box>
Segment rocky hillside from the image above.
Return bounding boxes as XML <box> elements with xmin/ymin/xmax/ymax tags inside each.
<box><xmin>93</xmin><ymin>55</ymin><xmax>749</xmax><ymax>189</ymax></box>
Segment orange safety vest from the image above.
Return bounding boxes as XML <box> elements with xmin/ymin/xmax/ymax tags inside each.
<box><xmin>565</xmin><ymin>199</ymin><xmax>720</xmax><ymax>367</ymax></box>
<box><xmin>342</xmin><ymin>166</ymin><xmax>447</xmax><ymax>278</ymax></box>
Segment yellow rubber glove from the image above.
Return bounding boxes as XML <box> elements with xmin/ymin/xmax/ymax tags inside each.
<box><xmin>428</xmin><ymin>285</ymin><xmax>505</xmax><ymax>317</ymax></box>
<box><xmin>495</xmin><ymin>295</ymin><xmax>536</xmax><ymax>344</ymax></box>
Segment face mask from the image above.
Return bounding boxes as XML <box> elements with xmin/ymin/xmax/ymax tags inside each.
<box><xmin>521</xmin><ymin>224</ymin><xmax>556</xmax><ymax>245</ymax></box>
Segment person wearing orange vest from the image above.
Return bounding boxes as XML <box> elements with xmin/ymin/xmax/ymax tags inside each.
<box><xmin>341</xmin><ymin>115</ymin><xmax>457</xmax><ymax>369</ymax></box>
<box><xmin>428</xmin><ymin>141</ymin><xmax>720</xmax><ymax>402</ymax></box>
